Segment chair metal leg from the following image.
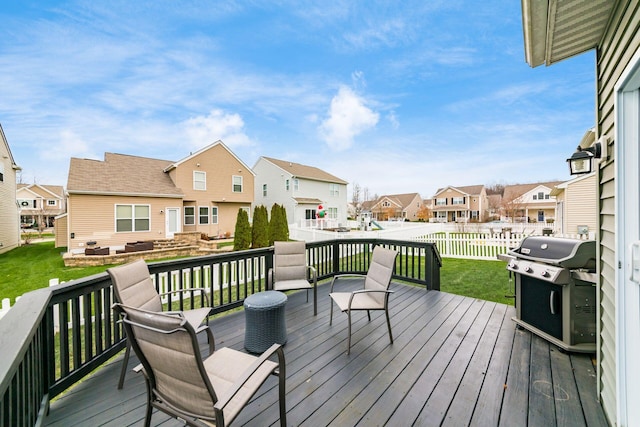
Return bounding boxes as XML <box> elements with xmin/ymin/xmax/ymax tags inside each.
<box><xmin>347</xmin><ymin>310</ymin><xmax>352</xmax><ymax>355</ymax></box>
<box><xmin>276</xmin><ymin>346</ymin><xmax>287</xmax><ymax>427</ymax></box>
<box><xmin>330</xmin><ymin>299</ymin><xmax>334</xmax><ymax>325</ymax></box>
<box><xmin>118</xmin><ymin>340</ymin><xmax>131</xmax><ymax>389</ymax></box>
<box><xmin>385</xmin><ymin>308</ymin><xmax>393</xmax><ymax>344</ymax></box>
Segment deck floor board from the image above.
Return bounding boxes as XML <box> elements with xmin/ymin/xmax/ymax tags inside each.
<box><xmin>44</xmin><ymin>281</ymin><xmax>607</xmax><ymax>427</ymax></box>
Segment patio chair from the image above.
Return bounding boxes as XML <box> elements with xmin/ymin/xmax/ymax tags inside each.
<box><xmin>113</xmin><ymin>304</ymin><xmax>286</xmax><ymax>427</ymax></box>
<box><xmin>329</xmin><ymin>246</ymin><xmax>398</xmax><ymax>354</ymax></box>
<box><xmin>268</xmin><ymin>241</ymin><xmax>318</xmax><ymax>315</ymax></box>
<box><xmin>107</xmin><ymin>259</ymin><xmax>214</xmax><ymax>389</ymax></box>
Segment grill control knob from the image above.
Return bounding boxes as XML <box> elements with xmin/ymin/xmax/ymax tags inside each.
<box><xmin>541</xmin><ymin>270</ymin><xmax>550</xmax><ymax>278</ymax></box>
<box><xmin>509</xmin><ymin>262</ymin><xmax>518</xmax><ymax>270</ymax></box>
<box><xmin>525</xmin><ymin>266</ymin><xmax>533</xmax><ymax>273</ymax></box>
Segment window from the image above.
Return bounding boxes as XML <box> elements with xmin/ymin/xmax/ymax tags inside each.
<box><xmin>470</xmin><ymin>211</ymin><xmax>479</xmax><ymax>220</ymax></box>
<box><xmin>0</xmin><ymin>163</ymin><xmax>4</xmax><ymax>182</ymax></box>
<box><xmin>327</xmin><ymin>207</ymin><xmax>338</xmax><ymax>219</ymax></box>
<box><xmin>436</xmin><ymin>198</ymin><xmax>447</xmax><ymax>206</ymax></box>
<box><xmin>199</xmin><ymin>206</ymin><xmax>209</xmax><ymax>224</ymax></box>
<box><xmin>329</xmin><ymin>184</ymin><xmax>340</xmax><ymax>197</ymax></box>
<box><xmin>47</xmin><ymin>200</ymin><xmax>57</xmax><ymax>206</ymax></box>
<box><xmin>293</xmin><ymin>178</ymin><xmax>299</xmax><ymax>191</ymax></box>
<box><xmin>262</xmin><ymin>183</ymin><xmax>268</xmax><ymax>197</ymax></box>
<box><xmin>533</xmin><ymin>194</ymin><xmax>537</xmax><ymax>200</ymax></box>
<box><xmin>285</xmin><ymin>179</ymin><xmax>290</xmax><ymax>191</ymax></box>
<box><xmin>116</xmin><ymin>204</ymin><xmax>150</xmax><ymax>232</ymax></box>
<box><xmin>184</xmin><ymin>206</ymin><xmax>195</xmax><ymax>225</ymax></box>
<box><xmin>233</xmin><ymin>175</ymin><xmax>243</xmax><ymax>193</ymax></box>
<box><xmin>545</xmin><ymin>194</ymin><xmax>550</xmax><ymax>200</ymax></box>
<box><xmin>452</xmin><ymin>197</ymin><xmax>465</xmax><ymax>205</ymax></box>
<box><xmin>193</xmin><ymin>171</ymin><xmax>206</xmax><ymax>190</ymax></box>
<box><xmin>383</xmin><ymin>201</ymin><xmax>390</xmax><ymax>207</ymax></box>
<box><xmin>211</xmin><ymin>207</ymin><xmax>218</xmax><ymax>224</ymax></box>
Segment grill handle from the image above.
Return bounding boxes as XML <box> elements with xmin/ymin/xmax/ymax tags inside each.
<box><xmin>550</xmin><ymin>291</ymin><xmax>557</xmax><ymax>315</ymax></box>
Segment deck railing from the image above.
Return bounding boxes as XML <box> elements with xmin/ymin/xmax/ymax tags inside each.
<box><xmin>0</xmin><ymin>238</ymin><xmax>440</xmax><ymax>427</ymax></box>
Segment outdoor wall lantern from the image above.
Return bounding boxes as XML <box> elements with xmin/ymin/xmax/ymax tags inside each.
<box><xmin>567</xmin><ymin>142</ymin><xmax>602</xmax><ymax>175</ymax></box>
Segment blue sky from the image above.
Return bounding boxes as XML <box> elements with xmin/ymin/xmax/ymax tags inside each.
<box><xmin>0</xmin><ymin>0</ymin><xmax>595</xmax><ymax>198</ymax></box>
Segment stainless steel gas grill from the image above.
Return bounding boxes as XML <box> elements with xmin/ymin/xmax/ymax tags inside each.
<box><xmin>506</xmin><ymin>236</ymin><xmax>597</xmax><ymax>353</ymax></box>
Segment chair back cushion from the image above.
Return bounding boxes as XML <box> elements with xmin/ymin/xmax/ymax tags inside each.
<box><xmin>365</xmin><ymin>246</ymin><xmax>398</xmax><ymax>304</ymax></box>
<box><xmin>119</xmin><ymin>305</ymin><xmax>217</xmax><ymax>419</ymax></box>
<box><xmin>107</xmin><ymin>259</ymin><xmax>162</xmax><ymax>312</ymax></box>
<box><xmin>273</xmin><ymin>241</ymin><xmax>307</xmax><ymax>281</ymax></box>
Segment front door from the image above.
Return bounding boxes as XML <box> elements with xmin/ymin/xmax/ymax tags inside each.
<box><xmin>166</xmin><ymin>208</ymin><xmax>180</xmax><ymax>238</ymax></box>
<box><xmin>616</xmin><ymin>53</ymin><xmax>640</xmax><ymax>426</ymax></box>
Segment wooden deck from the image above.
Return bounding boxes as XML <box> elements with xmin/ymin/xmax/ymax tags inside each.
<box><xmin>43</xmin><ymin>281</ymin><xmax>608</xmax><ymax>426</ymax></box>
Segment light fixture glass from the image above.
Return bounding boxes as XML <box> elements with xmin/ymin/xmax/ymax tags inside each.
<box><xmin>566</xmin><ymin>142</ymin><xmax>602</xmax><ymax>175</ymax></box>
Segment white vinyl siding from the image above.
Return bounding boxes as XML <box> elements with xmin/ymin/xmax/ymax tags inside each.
<box><xmin>596</xmin><ymin>1</ymin><xmax>640</xmax><ymax>422</ymax></box>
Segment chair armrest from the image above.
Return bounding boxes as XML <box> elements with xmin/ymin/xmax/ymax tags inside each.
<box><xmin>329</xmin><ymin>274</ymin><xmax>365</xmax><ymax>292</ymax></box>
<box><xmin>213</xmin><ymin>343</ymin><xmax>285</xmax><ymax>413</ymax></box>
<box><xmin>306</xmin><ymin>265</ymin><xmax>317</xmax><ymax>285</ymax></box>
<box><xmin>348</xmin><ymin>289</ymin><xmax>394</xmax><ymax>308</ymax></box>
<box><xmin>159</xmin><ymin>287</ymin><xmax>211</xmax><ymax>307</ymax></box>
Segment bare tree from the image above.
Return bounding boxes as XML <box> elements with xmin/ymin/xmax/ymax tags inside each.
<box><xmin>351</xmin><ymin>182</ymin><xmax>362</xmax><ymax>218</ymax></box>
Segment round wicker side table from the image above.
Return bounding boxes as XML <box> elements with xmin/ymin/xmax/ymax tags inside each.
<box><xmin>244</xmin><ymin>290</ymin><xmax>288</xmax><ymax>353</ymax></box>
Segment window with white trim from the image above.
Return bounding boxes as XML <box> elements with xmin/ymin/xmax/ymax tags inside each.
<box><xmin>293</xmin><ymin>178</ymin><xmax>299</xmax><ymax>191</ymax></box>
<box><xmin>199</xmin><ymin>206</ymin><xmax>209</xmax><ymax>224</ymax></box>
<box><xmin>452</xmin><ymin>197</ymin><xmax>465</xmax><ymax>205</ymax></box>
<box><xmin>263</xmin><ymin>183</ymin><xmax>268</xmax><ymax>197</ymax></box>
<box><xmin>47</xmin><ymin>199</ymin><xmax>57</xmax><ymax>206</ymax></box>
<box><xmin>233</xmin><ymin>175</ymin><xmax>243</xmax><ymax>193</ymax></box>
<box><xmin>211</xmin><ymin>207</ymin><xmax>218</xmax><ymax>224</ymax></box>
<box><xmin>327</xmin><ymin>207</ymin><xmax>338</xmax><ymax>219</ymax></box>
<box><xmin>329</xmin><ymin>183</ymin><xmax>340</xmax><ymax>197</ymax></box>
<box><xmin>435</xmin><ymin>198</ymin><xmax>447</xmax><ymax>206</ymax></box>
<box><xmin>193</xmin><ymin>171</ymin><xmax>206</xmax><ymax>190</ymax></box>
<box><xmin>116</xmin><ymin>204</ymin><xmax>150</xmax><ymax>232</ymax></box>
<box><xmin>184</xmin><ymin>206</ymin><xmax>195</xmax><ymax>225</ymax></box>
<box><xmin>285</xmin><ymin>179</ymin><xmax>290</xmax><ymax>191</ymax></box>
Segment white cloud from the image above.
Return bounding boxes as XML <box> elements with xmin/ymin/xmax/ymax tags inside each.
<box><xmin>183</xmin><ymin>109</ymin><xmax>253</xmax><ymax>149</ymax></box>
<box><xmin>319</xmin><ymin>87</ymin><xmax>379</xmax><ymax>151</ymax></box>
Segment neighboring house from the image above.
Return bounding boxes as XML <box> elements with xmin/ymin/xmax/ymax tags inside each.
<box><xmin>522</xmin><ymin>1</ymin><xmax>639</xmax><ymax>424</ymax></box>
<box><xmin>252</xmin><ymin>157</ymin><xmax>348</xmax><ymax>227</ymax></box>
<box><xmin>430</xmin><ymin>185</ymin><xmax>487</xmax><ymax>223</ymax></box>
<box><xmin>17</xmin><ymin>183</ymin><xmax>66</xmax><ymax>228</ymax></box>
<box><xmin>369</xmin><ymin>193</ymin><xmax>424</xmax><ymax>221</ymax></box>
<box><xmin>65</xmin><ymin>140</ymin><xmax>254</xmax><ymax>253</ymax></box>
<box><xmin>500</xmin><ymin>181</ymin><xmax>562</xmax><ymax>223</ymax></box>
<box><xmin>0</xmin><ymin>124</ymin><xmax>21</xmax><ymax>254</ymax></box>
<box><xmin>550</xmin><ymin>173</ymin><xmax>597</xmax><ymax>236</ymax></box>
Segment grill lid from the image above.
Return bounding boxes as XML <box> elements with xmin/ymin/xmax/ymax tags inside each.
<box><xmin>508</xmin><ymin>236</ymin><xmax>596</xmax><ymax>270</ymax></box>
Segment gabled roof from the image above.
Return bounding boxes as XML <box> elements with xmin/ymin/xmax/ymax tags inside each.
<box><xmin>17</xmin><ymin>183</ymin><xmax>64</xmax><ymax>199</ymax></box>
<box><xmin>433</xmin><ymin>184</ymin><xmax>484</xmax><ymax>197</ymax></box>
<box><xmin>502</xmin><ymin>181</ymin><xmax>564</xmax><ymax>201</ymax></box>
<box><xmin>0</xmin><ymin>123</ymin><xmax>21</xmax><ymax>171</ymax></box>
<box><xmin>163</xmin><ymin>140</ymin><xmax>255</xmax><ymax>175</ymax></box>
<box><xmin>373</xmin><ymin>192</ymin><xmax>421</xmax><ymax>209</ymax></box>
<box><xmin>67</xmin><ymin>153</ymin><xmax>183</xmax><ymax>197</ymax></box>
<box><xmin>522</xmin><ymin>0</ymin><xmax>615</xmax><ymax>67</ymax></box>
<box><xmin>259</xmin><ymin>157</ymin><xmax>348</xmax><ymax>185</ymax></box>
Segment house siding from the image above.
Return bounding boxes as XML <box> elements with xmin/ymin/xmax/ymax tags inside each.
<box><xmin>596</xmin><ymin>0</ymin><xmax>640</xmax><ymax>421</ymax></box>
<box><xmin>66</xmin><ymin>194</ymin><xmax>178</xmax><ymax>252</ymax></box>
<box><xmin>0</xmin><ymin>134</ymin><xmax>19</xmax><ymax>254</ymax></box>
<box><xmin>564</xmin><ymin>174</ymin><xmax>598</xmax><ymax>235</ymax></box>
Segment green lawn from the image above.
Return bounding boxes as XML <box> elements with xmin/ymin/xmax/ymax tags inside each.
<box><xmin>440</xmin><ymin>258</ymin><xmax>514</xmax><ymax>305</ymax></box>
<box><xmin>0</xmin><ymin>242</ymin><xmax>514</xmax><ymax>306</ymax></box>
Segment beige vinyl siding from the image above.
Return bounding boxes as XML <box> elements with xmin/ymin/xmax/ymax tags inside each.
<box><xmin>0</xmin><ymin>146</ymin><xmax>19</xmax><ymax>254</ymax></box>
<box><xmin>563</xmin><ymin>174</ymin><xmax>597</xmax><ymax>234</ymax></box>
<box><xmin>595</xmin><ymin>0</ymin><xmax>640</xmax><ymax>421</ymax></box>
<box><xmin>67</xmin><ymin>194</ymin><xmax>176</xmax><ymax>252</ymax></box>
<box><xmin>174</xmin><ymin>143</ymin><xmax>254</xmax><ymax>204</ymax></box>
<box><xmin>55</xmin><ymin>214</ymin><xmax>68</xmax><ymax>248</ymax></box>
